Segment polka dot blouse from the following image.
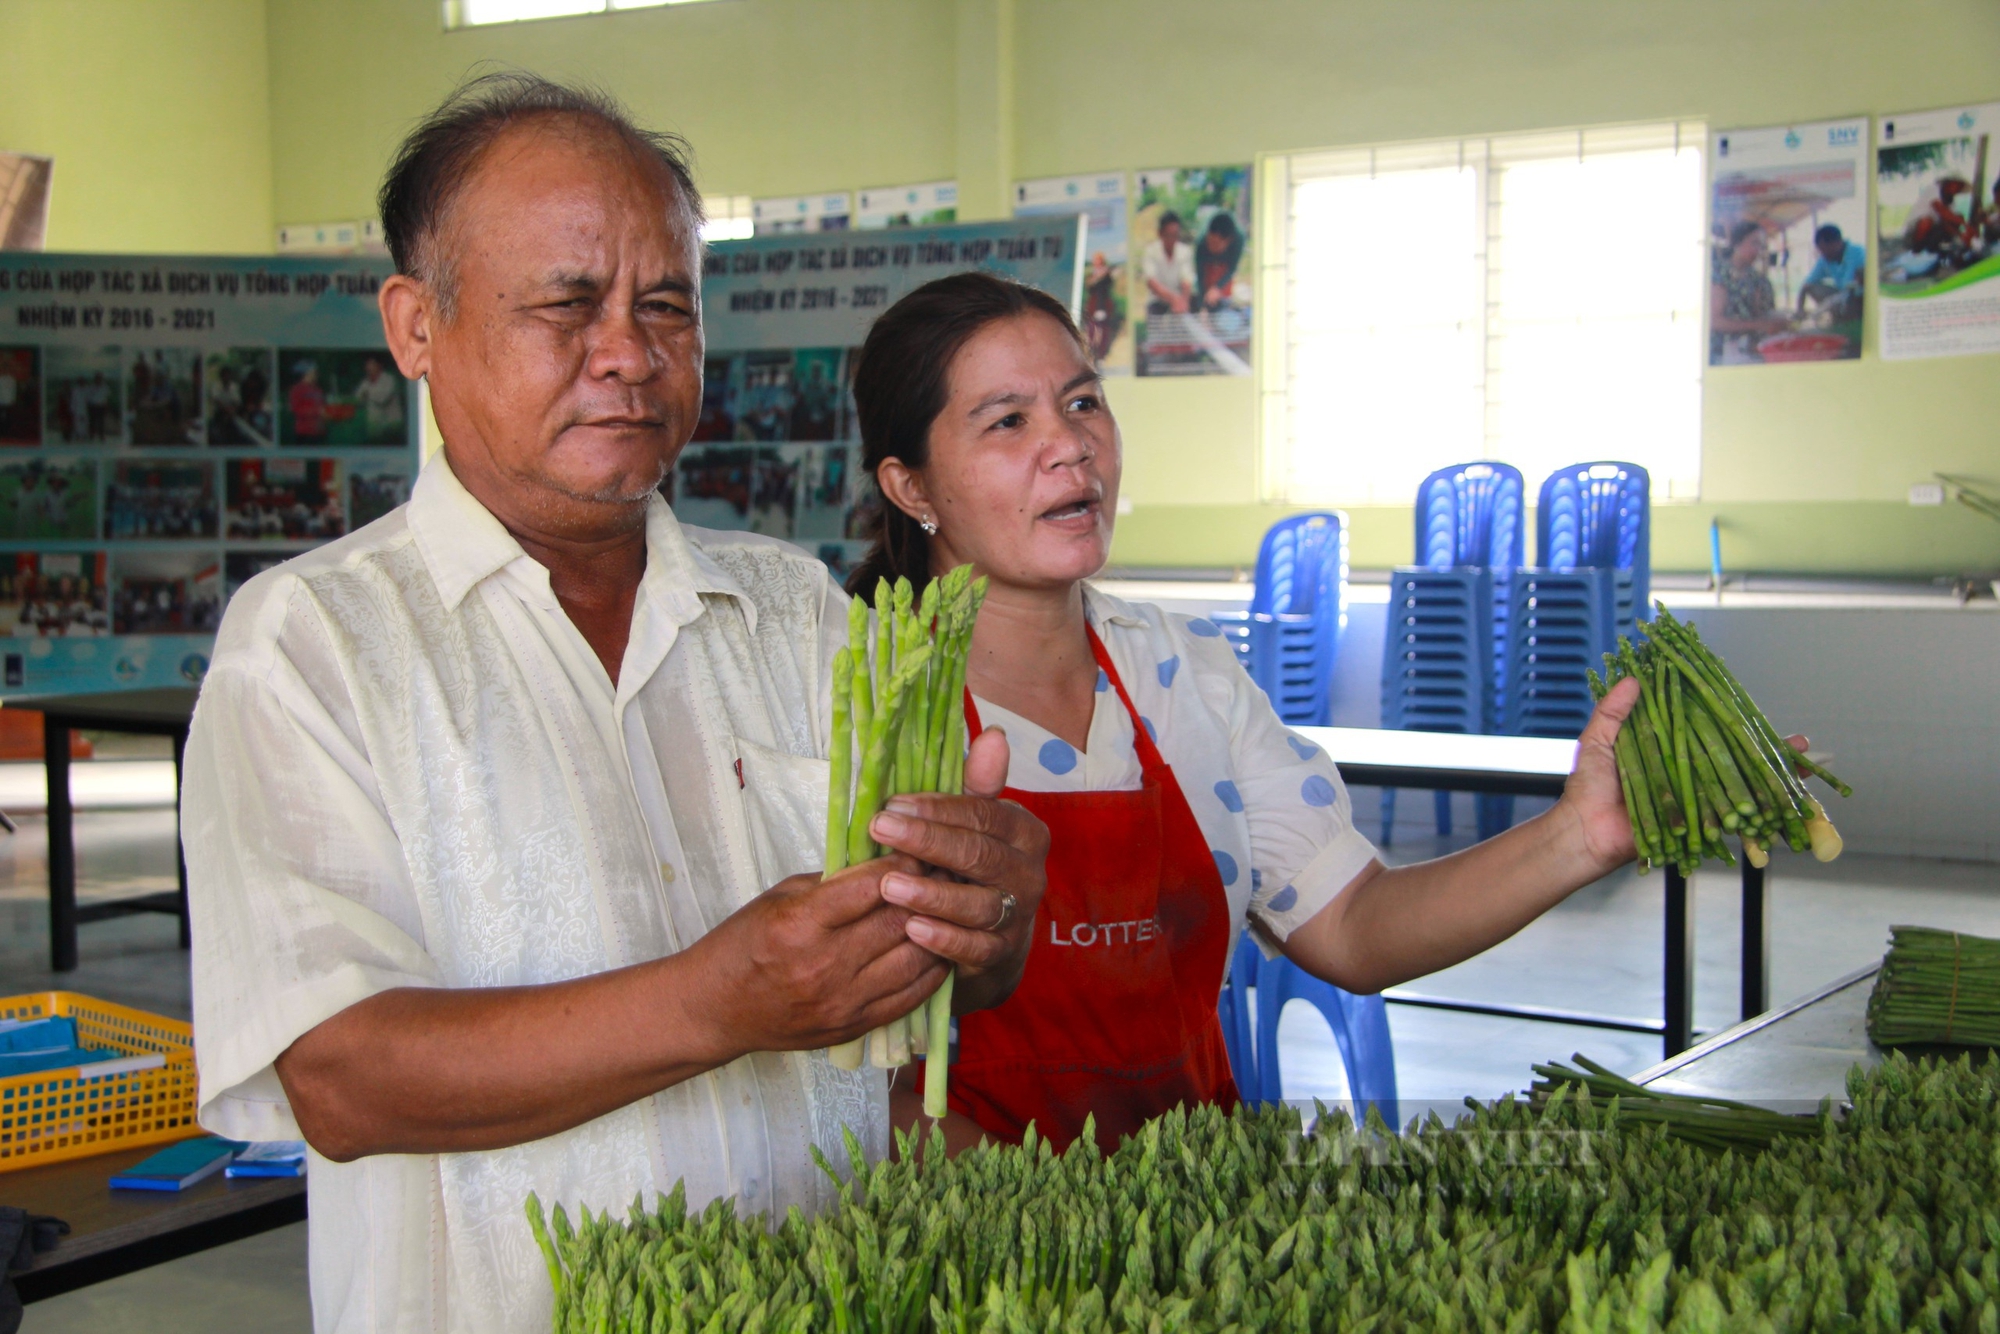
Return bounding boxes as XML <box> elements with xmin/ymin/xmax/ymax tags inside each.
<box><xmin>970</xmin><ymin>585</ymin><xmax>1380</xmax><ymax>962</ymax></box>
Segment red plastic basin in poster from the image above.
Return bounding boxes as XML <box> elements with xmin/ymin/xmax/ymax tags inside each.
<box><xmin>1756</xmin><ymin>333</ymin><xmax>1850</xmax><ymax>362</ymax></box>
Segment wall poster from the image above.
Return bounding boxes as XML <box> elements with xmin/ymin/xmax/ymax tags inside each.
<box><xmin>1708</xmin><ymin>119</ymin><xmax>1869</xmax><ymax>365</ymax></box>
<box><xmin>0</xmin><ymin>252</ymin><xmax>417</xmax><ymax>696</ymax></box>
<box><xmin>1014</xmin><ymin>173</ymin><xmax>1130</xmax><ymax>373</ymax></box>
<box><xmin>693</xmin><ymin>217</ymin><xmax>1085</xmax><ymax>581</ymax></box>
<box><xmin>855</xmin><ymin>182</ymin><xmax>957</xmax><ymax>231</ymax></box>
<box><xmin>752</xmin><ymin>192</ymin><xmax>853</xmax><ymax>237</ymax></box>
<box><xmin>1128</xmin><ymin>166</ymin><xmax>1251</xmax><ymax>376</ymax></box>
<box><xmin>1876</xmin><ymin>103</ymin><xmax>2000</xmax><ymax>360</ymax></box>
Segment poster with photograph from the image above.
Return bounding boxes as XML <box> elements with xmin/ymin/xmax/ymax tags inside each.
<box><xmin>111</xmin><ymin>549</ymin><xmax>222</xmax><ymax>635</ymax></box>
<box><xmin>1129</xmin><ymin>166</ymin><xmax>1252</xmax><ymax>376</ymax></box>
<box><xmin>1876</xmin><ymin>103</ymin><xmax>2000</xmax><ymax>360</ymax></box>
<box><xmin>206</xmin><ymin>347</ymin><xmax>276</xmax><ymax>446</ymax></box>
<box><xmin>1708</xmin><ymin>119</ymin><xmax>1869</xmax><ymax>365</ymax></box>
<box><xmin>43</xmin><ymin>345</ymin><xmax>123</xmax><ymax>444</ymax></box>
<box><xmin>0</xmin><ymin>252</ymin><xmax>415</xmax><ymax>694</ymax></box>
<box><xmin>126</xmin><ymin>347</ymin><xmax>202</xmax><ymax>444</ymax></box>
<box><xmin>855</xmin><ymin>182</ymin><xmax>958</xmax><ymax>231</ymax></box>
<box><xmin>691</xmin><ymin>219</ymin><xmax>1085</xmax><ymax>571</ymax></box>
<box><xmin>753</xmin><ymin>192</ymin><xmax>853</xmax><ymax>237</ymax></box>
<box><xmin>279</xmin><ymin>348</ymin><xmax>410</xmax><ymax>445</ymax></box>
<box><xmin>1015</xmin><ymin>173</ymin><xmax>1130</xmax><ymax>373</ymax></box>
<box><xmin>349</xmin><ymin>458</ymin><xmax>414</xmax><ymax>531</ymax></box>
<box><xmin>225</xmin><ymin>457</ymin><xmax>344</xmax><ymax>541</ymax></box>
<box><xmin>105</xmin><ymin>459</ymin><xmax>216</xmax><ymax>539</ymax></box>
<box><xmin>0</xmin><ymin>552</ymin><xmax>109</xmax><ymax>637</ymax></box>
<box><xmin>0</xmin><ymin>460</ymin><xmax>96</xmax><ymax>542</ymax></box>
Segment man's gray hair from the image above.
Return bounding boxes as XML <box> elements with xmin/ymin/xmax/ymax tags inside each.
<box><xmin>377</xmin><ymin>70</ymin><xmax>704</xmax><ymax>318</ymax></box>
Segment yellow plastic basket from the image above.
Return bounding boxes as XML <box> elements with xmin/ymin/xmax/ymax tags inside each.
<box><xmin>0</xmin><ymin>991</ymin><xmax>200</xmax><ymax>1172</ymax></box>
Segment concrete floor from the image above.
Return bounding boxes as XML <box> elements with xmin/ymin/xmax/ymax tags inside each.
<box><xmin>1</xmin><ymin>803</ymin><xmax>1996</xmax><ymax>1330</ymax></box>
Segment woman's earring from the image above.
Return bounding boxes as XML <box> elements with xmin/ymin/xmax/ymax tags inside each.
<box><xmin>920</xmin><ymin>515</ymin><xmax>939</xmax><ymax>536</ymax></box>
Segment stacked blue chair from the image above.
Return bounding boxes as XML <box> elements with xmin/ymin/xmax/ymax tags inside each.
<box><xmin>1501</xmin><ymin>462</ymin><xmax>1650</xmax><ymax>740</ymax></box>
<box><xmin>1501</xmin><ymin>569</ymin><xmax>1613</xmax><ymax>738</ymax></box>
<box><xmin>1212</xmin><ymin>512</ymin><xmax>1348</xmax><ymax>726</ymax></box>
<box><xmin>1379</xmin><ymin>463</ymin><xmax>1525</xmax><ymax>843</ymax></box>
<box><xmin>1538</xmin><ymin>462</ymin><xmax>1651</xmax><ymax>643</ymax></box>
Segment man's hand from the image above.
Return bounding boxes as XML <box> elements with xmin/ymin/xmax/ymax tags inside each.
<box><xmin>681</xmin><ymin>857</ymin><xmax>948</xmax><ymax>1060</ymax></box>
<box><xmin>866</xmin><ymin>728</ymin><xmax>1048</xmax><ymax>1014</ymax></box>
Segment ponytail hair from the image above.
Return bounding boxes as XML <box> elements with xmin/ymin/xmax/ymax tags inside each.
<box><xmin>845</xmin><ymin>271</ymin><xmax>1087</xmax><ymax>597</ymax></box>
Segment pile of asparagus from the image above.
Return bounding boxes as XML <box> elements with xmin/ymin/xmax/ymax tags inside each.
<box><xmin>1530</xmin><ymin>1054</ymin><xmax>1822</xmax><ymax>1154</ymax></box>
<box><xmin>823</xmin><ymin>567</ymin><xmax>987</xmax><ymax>1118</ymax></box>
<box><xmin>528</xmin><ymin>1050</ymin><xmax>2000</xmax><ymax>1332</ymax></box>
<box><xmin>1868</xmin><ymin>925</ymin><xmax>2000</xmax><ymax>1049</ymax></box>
<box><xmin>1591</xmin><ymin>604</ymin><xmax>1851</xmax><ymax>876</ymax></box>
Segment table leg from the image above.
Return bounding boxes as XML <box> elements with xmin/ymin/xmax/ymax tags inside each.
<box><xmin>44</xmin><ymin>714</ymin><xmax>76</xmax><ymax>973</ymax></box>
<box><xmin>1663</xmin><ymin>865</ymin><xmax>1693</xmax><ymax>1057</ymax></box>
<box><xmin>1740</xmin><ymin>860</ymin><xmax>1768</xmax><ymax>1021</ymax></box>
<box><xmin>172</xmin><ymin>728</ymin><xmax>189</xmax><ymax>950</ymax></box>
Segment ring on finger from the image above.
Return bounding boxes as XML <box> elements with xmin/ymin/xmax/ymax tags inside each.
<box><xmin>990</xmin><ymin>892</ymin><xmax>1017</xmax><ymax>931</ymax></box>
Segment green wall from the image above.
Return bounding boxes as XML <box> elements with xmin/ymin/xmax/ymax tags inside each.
<box><xmin>0</xmin><ymin>0</ymin><xmax>273</xmax><ymax>254</ymax></box>
<box><xmin>17</xmin><ymin>0</ymin><xmax>1995</xmax><ymax>574</ymax></box>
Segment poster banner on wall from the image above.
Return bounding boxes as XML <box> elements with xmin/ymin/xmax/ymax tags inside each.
<box><xmin>0</xmin><ymin>252</ymin><xmax>416</xmax><ymax>696</ymax></box>
<box><xmin>855</xmin><ymin>181</ymin><xmax>958</xmax><ymax>231</ymax></box>
<box><xmin>695</xmin><ymin>217</ymin><xmax>1084</xmax><ymax>581</ymax></box>
<box><xmin>1707</xmin><ymin>119</ymin><xmax>1868</xmax><ymax>365</ymax></box>
<box><xmin>753</xmin><ymin>192</ymin><xmax>853</xmax><ymax>237</ymax></box>
<box><xmin>1875</xmin><ymin>103</ymin><xmax>2000</xmax><ymax>360</ymax></box>
<box><xmin>1014</xmin><ymin>173</ymin><xmax>1130</xmax><ymax>374</ymax></box>
<box><xmin>1128</xmin><ymin>166</ymin><xmax>1251</xmax><ymax>376</ymax></box>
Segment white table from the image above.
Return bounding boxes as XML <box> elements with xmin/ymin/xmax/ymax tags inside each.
<box><xmin>1296</xmin><ymin>725</ymin><xmax>1769</xmax><ymax>1058</ymax></box>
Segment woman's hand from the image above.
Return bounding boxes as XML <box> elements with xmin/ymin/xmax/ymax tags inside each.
<box><xmin>1555</xmin><ymin>675</ymin><xmax>1643</xmax><ymax>875</ymax></box>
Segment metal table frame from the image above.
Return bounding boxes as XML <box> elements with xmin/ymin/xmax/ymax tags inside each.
<box><xmin>12</xmin><ymin>688</ymin><xmax>199</xmax><ymax>973</ymax></box>
<box><xmin>1317</xmin><ymin>733</ymin><xmax>1769</xmax><ymax>1058</ymax></box>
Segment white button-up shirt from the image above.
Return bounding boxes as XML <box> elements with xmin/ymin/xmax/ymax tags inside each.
<box><xmin>970</xmin><ymin>586</ymin><xmax>1379</xmax><ymax>970</ymax></box>
<box><xmin>183</xmin><ymin>453</ymin><xmax>883</xmax><ymax>1334</ymax></box>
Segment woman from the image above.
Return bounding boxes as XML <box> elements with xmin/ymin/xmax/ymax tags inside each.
<box><xmin>850</xmin><ymin>272</ymin><xmax>1645</xmax><ymax>1154</ymax></box>
<box><xmin>1709</xmin><ymin>220</ymin><xmax>1789</xmax><ymax>363</ymax></box>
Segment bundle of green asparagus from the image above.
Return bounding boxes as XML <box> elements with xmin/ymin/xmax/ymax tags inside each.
<box><xmin>1590</xmin><ymin>604</ymin><xmax>1850</xmax><ymax>877</ymax></box>
<box><xmin>1867</xmin><ymin>925</ymin><xmax>2000</xmax><ymax>1049</ymax></box>
<box><xmin>1530</xmin><ymin>1054</ymin><xmax>1822</xmax><ymax>1154</ymax></box>
<box><xmin>823</xmin><ymin>566</ymin><xmax>987</xmax><ymax>1119</ymax></box>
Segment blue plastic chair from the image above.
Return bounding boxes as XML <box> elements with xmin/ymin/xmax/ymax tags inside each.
<box><xmin>1382</xmin><ymin>464</ymin><xmax>1524</xmax><ymax>843</ymax></box>
<box><xmin>1217</xmin><ymin>933</ymin><xmax>1262</xmax><ymax>1094</ymax></box>
<box><xmin>1214</xmin><ymin>512</ymin><xmax>1348</xmax><ymax>726</ymax></box>
<box><xmin>1537</xmin><ymin>462</ymin><xmax>1650</xmax><ymax>640</ymax></box>
<box><xmin>1501</xmin><ymin>568</ymin><xmax>1613</xmax><ymax>739</ymax></box>
<box><xmin>1251</xmin><ymin>953</ymin><xmax>1399</xmax><ymax>1130</ymax></box>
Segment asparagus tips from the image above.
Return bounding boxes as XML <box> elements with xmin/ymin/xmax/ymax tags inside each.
<box><xmin>820</xmin><ymin>570</ymin><xmax>988</xmax><ymax>1089</ymax></box>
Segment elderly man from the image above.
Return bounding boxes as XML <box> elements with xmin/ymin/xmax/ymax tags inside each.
<box><xmin>184</xmin><ymin>73</ymin><xmax>1046</xmax><ymax>1333</ymax></box>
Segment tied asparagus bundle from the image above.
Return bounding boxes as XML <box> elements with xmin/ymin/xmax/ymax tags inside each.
<box><xmin>1590</xmin><ymin>603</ymin><xmax>1851</xmax><ymax>877</ymax></box>
<box><xmin>1867</xmin><ymin>925</ymin><xmax>2000</xmax><ymax>1049</ymax></box>
<box><xmin>823</xmin><ymin>566</ymin><xmax>987</xmax><ymax>1119</ymax></box>
<box><xmin>1530</xmin><ymin>1054</ymin><xmax>1822</xmax><ymax>1154</ymax></box>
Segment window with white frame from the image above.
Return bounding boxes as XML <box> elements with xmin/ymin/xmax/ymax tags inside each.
<box><xmin>445</xmin><ymin>0</ymin><xmax>730</xmax><ymax>29</ymax></box>
<box><xmin>700</xmin><ymin>195</ymin><xmax>754</xmax><ymax>244</ymax></box>
<box><xmin>1263</xmin><ymin>122</ymin><xmax>1705</xmax><ymax>508</ymax></box>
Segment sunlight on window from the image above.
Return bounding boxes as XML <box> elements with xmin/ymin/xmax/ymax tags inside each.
<box><xmin>700</xmin><ymin>196</ymin><xmax>755</xmax><ymax>244</ymax></box>
<box><xmin>1279</xmin><ymin>125</ymin><xmax>1705</xmax><ymax>508</ymax></box>
<box><xmin>450</xmin><ymin>0</ymin><xmax>726</xmax><ymax>28</ymax></box>
<box><xmin>1487</xmin><ymin>149</ymin><xmax>1704</xmax><ymax>499</ymax></box>
<box><xmin>1285</xmin><ymin>168</ymin><xmax>1482</xmax><ymax>506</ymax></box>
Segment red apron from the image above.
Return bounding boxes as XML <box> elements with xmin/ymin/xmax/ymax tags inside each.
<box><xmin>917</xmin><ymin>626</ymin><xmax>1239</xmax><ymax>1153</ymax></box>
